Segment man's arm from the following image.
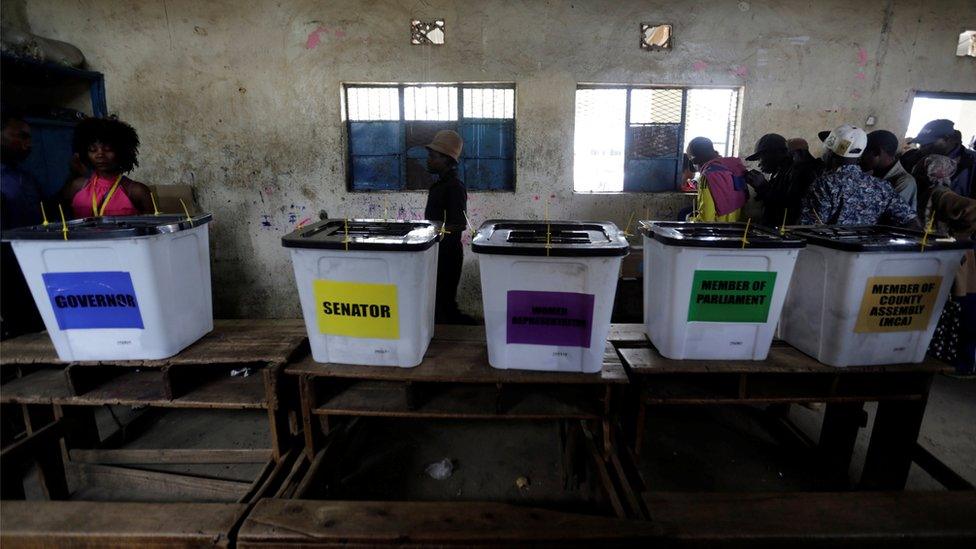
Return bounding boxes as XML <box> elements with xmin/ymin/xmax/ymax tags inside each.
<box><xmin>425</xmin><ymin>186</ymin><xmax>444</xmax><ymax>222</ymax></box>
<box><xmin>798</xmin><ymin>176</ymin><xmax>830</xmax><ymax>225</ymax></box>
<box><xmin>884</xmin><ymin>189</ymin><xmax>921</xmax><ymax>229</ymax></box>
<box><xmin>444</xmin><ymin>186</ymin><xmax>467</xmax><ymax>231</ymax></box>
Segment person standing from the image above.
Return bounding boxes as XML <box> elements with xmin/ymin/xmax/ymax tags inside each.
<box><xmin>799</xmin><ymin>125</ymin><xmax>918</xmax><ymax>227</ymax></box>
<box><xmin>686</xmin><ymin>137</ymin><xmax>749</xmax><ymax>222</ymax></box>
<box><xmin>744</xmin><ymin>133</ymin><xmax>823</xmax><ymax>227</ymax></box>
<box><xmin>0</xmin><ymin>110</ymin><xmax>44</xmax><ymax>339</ymax></box>
<box><xmin>860</xmin><ymin>130</ymin><xmax>918</xmax><ymax>211</ymax></box>
<box><xmin>423</xmin><ymin>130</ymin><xmax>472</xmax><ymax>324</ymax></box>
<box><xmin>910</xmin><ymin>119</ymin><xmax>976</xmax><ymax>198</ymax></box>
<box><xmin>61</xmin><ymin>117</ymin><xmax>154</xmax><ymax>218</ymax></box>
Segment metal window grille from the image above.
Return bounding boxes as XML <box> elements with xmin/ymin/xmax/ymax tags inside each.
<box><xmin>346</xmin><ymin>87</ymin><xmax>399</xmax><ymax>121</ymax></box>
<box><xmin>462</xmin><ymin>88</ymin><xmax>515</xmax><ymax>119</ymax></box>
<box><xmin>404</xmin><ymin>86</ymin><xmax>458</xmax><ymax>121</ymax></box>
<box><xmin>574</xmin><ymin>85</ymin><xmax>741</xmax><ymax>192</ymax></box>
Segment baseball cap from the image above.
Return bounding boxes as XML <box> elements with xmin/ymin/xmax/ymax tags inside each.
<box><xmin>817</xmin><ymin>124</ymin><xmax>867</xmax><ymax>158</ymax></box>
<box><xmin>745</xmin><ymin>133</ymin><xmax>788</xmax><ymax>161</ymax></box>
<box><xmin>911</xmin><ymin>119</ymin><xmax>954</xmax><ymax>146</ymax></box>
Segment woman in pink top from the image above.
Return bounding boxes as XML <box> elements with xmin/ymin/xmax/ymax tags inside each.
<box><xmin>62</xmin><ymin>118</ymin><xmax>153</xmax><ymax>218</ymax></box>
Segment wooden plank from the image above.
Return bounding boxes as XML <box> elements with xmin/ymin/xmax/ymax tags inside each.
<box><xmin>315</xmin><ymin>381</ymin><xmax>603</xmax><ymax>420</ymax></box>
<box><xmin>912</xmin><ymin>443</ymin><xmax>976</xmax><ymax>491</ymax></box>
<box><xmin>0</xmin><ymin>419</ymin><xmax>69</xmax><ymax>500</ymax></box>
<box><xmin>21</xmin><ymin>403</ymin><xmax>56</xmax><ymax>434</ymax></box>
<box><xmin>644</xmin><ymin>491</ymin><xmax>976</xmax><ymax>545</ymax></box>
<box><xmin>1</xmin><ymin>419</ymin><xmax>63</xmax><ymax>470</ymax></box>
<box><xmin>0</xmin><ymin>319</ymin><xmax>307</xmax><ymax>367</ymax></box>
<box><xmin>288</xmin><ymin>339</ymin><xmax>628</xmax><ymax>385</ymax></box>
<box><xmin>239</xmin><ymin>450</ymin><xmax>299</xmax><ymax>504</ymax></box>
<box><xmin>1</xmin><ymin>367</ymin><xmax>267</xmax><ymax>409</ymax></box>
<box><xmin>70</xmin><ymin>462</ymin><xmax>252</xmax><ymax>501</ymax></box>
<box><xmin>69</xmin><ymin>448</ymin><xmax>273</xmax><ymax>465</ymax></box>
<box><xmin>237</xmin><ymin>499</ymin><xmax>661</xmax><ymax>545</ymax></box>
<box><xmin>581</xmin><ymin>421</ymin><xmax>626</xmax><ymax>519</ymax></box>
<box><xmin>0</xmin><ymin>368</ymin><xmax>71</xmax><ymax>403</ymax></box>
<box><xmin>0</xmin><ymin>500</ymin><xmax>243</xmax><ymax>548</ymax></box>
<box><xmin>607</xmin><ymin>323</ymin><xmax>647</xmax><ymax>345</ymax></box>
<box><xmin>621</xmin><ymin>341</ymin><xmax>950</xmax><ymax>375</ymax></box>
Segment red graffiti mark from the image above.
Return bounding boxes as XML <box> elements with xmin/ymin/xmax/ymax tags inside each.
<box><xmin>296</xmin><ymin>217</ymin><xmax>312</xmax><ymax>228</ymax></box>
<box><xmin>855</xmin><ymin>71</ymin><xmax>867</xmax><ymax>81</ymax></box>
<box><xmin>730</xmin><ymin>65</ymin><xmax>749</xmax><ymax>78</ymax></box>
<box><xmin>305</xmin><ymin>27</ymin><xmax>327</xmax><ymax>50</ymax></box>
<box><xmin>334</xmin><ymin>29</ymin><xmax>346</xmax><ymax>38</ymax></box>
<box><xmin>692</xmin><ymin>60</ymin><xmax>709</xmax><ymax>71</ymax></box>
<box><xmin>533</xmin><ymin>195</ymin><xmax>540</xmax><ymax>200</ymax></box>
<box><xmin>857</xmin><ymin>47</ymin><xmax>868</xmax><ymax>66</ymax></box>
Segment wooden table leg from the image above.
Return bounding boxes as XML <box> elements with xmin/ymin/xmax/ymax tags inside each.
<box><xmin>299</xmin><ymin>375</ymin><xmax>322</xmax><ymax>460</ymax></box>
<box><xmin>861</xmin><ymin>394</ymin><xmax>930</xmax><ymax>490</ymax></box>
<box><xmin>818</xmin><ymin>401</ymin><xmax>866</xmax><ymax>488</ymax></box>
<box><xmin>633</xmin><ymin>400</ymin><xmax>647</xmax><ymax>460</ymax></box>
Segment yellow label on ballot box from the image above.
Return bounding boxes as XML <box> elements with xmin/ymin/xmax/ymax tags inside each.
<box><xmin>313</xmin><ymin>279</ymin><xmax>399</xmax><ymax>339</ymax></box>
<box><xmin>854</xmin><ymin>276</ymin><xmax>942</xmax><ymax>333</ymax></box>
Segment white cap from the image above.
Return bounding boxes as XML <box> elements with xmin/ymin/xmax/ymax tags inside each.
<box><xmin>817</xmin><ymin>125</ymin><xmax>867</xmax><ymax>158</ymax></box>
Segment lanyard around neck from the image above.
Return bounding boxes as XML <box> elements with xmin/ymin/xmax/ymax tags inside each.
<box><xmin>90</xmin><ymin>174</ymin><xmax>123</xmax><ymax>217</ymax></box>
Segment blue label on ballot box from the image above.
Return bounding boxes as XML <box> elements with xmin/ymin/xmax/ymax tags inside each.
<box><xmin>43</xmin><ymin>271</ymin><xmax>144</xmax><ymax>330</ymax></box>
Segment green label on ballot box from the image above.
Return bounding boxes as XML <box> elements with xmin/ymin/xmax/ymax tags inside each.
<box><xmin>687</xmin><ymin>270</ymin><xmax>777</xmax><ymax>323</ymax></box>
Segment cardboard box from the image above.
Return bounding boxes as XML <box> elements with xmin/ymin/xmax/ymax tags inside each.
<box><xmin>148</xmin><ymin>184</ymin><xmax>198</xmax><ymax>215</ymax></box>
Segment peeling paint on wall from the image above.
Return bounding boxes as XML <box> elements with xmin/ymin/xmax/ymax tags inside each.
<box><xmin>305</xmin><ymin>26</ymin><xmax>327</xmax><ymax>49</ymax></box>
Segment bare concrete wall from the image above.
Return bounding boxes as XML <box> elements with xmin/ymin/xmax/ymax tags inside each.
<box><xmin>9</xmin><ymin>0</ymin><xmax>976</xmax><ymax>318</ymax></box>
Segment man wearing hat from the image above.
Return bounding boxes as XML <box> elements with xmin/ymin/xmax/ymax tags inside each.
<box><xmin>911</xmin><ymin>119</ymin><xmax>975</xmax><ymax>198</ymax></box>
<box><xmin>423</xmin><ymin>129</ymin><xmax>472</xmax><ymax>324</ymax></box>
<box><xmin>744</xmin><ymin>133</ymin><xmax>823</xmax><ymax>227</ymax></box>
<box><xmin>799</xmin><ymin>124</ymin><xmax>918</xmax><ymax>227</ymax></box>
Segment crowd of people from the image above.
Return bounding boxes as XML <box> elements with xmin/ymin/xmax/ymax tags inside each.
<box><xmin>687</xmin><ymin>119</ymin><xmax>975</xmax><ymax>372</ymax></box>
<box><xmin>687</xmin><ymin>119</ymin><xmax>976</xmax><ymax>230</ymax></box>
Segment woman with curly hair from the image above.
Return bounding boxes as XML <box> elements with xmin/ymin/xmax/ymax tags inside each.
<box><xmin>61</xmin><ymin>117</ymin><xmax>153</xmax><ymax>218</ymax></box>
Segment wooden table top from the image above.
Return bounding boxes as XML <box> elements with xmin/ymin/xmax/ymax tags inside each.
<box><xmin>610</xmin><ymin>323</ymin><xmax>949</xmax><ymax>375</ymax></box>
<box><xmin>287</xmin><ymin>324</ymin><xmax>629</xmax><ymax>385</ymax></box>
<box><xmin>0</xmin><ymin>319</ymin><xmax>308</xmax><ymax>367</ymax></box>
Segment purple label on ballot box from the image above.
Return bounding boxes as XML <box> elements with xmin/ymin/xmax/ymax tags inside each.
<box><xmin>43</xmin><ymin>271</ymin><xmax>144</xmax><ymax>330</ymax></box>
<box><xmin>506</xmin><ymin>290</ymin><xmax>595</xmax><ymax>348</ymax></box>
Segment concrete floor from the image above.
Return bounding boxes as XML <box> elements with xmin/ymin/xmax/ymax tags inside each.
<box><xmin>324</xmin><ymin>374</ymin><xmax>975</xmax><ymax>497</ymax></box>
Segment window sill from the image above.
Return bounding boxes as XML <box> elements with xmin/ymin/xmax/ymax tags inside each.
<box><xmin>573</xmin><ymin>190</ymin><xmax>695</xmax><ymax>196</ymax></box>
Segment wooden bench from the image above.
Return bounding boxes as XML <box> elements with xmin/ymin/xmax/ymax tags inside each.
<box><xmin>237</xmin><ymin>499</ymin><xmax>661</xmax><ymax>547</ymax></box>
<box><xmin>645</xmin><ymin>491</ymin><xmax>976</xmax><ymax>547</ymax></box>
<box><xmin>0</xmin><ymin>500</ymin><xmax>246</xmax><ymax>548</ymax></box>
<box><xmin>1</xmin><ymin>319</ymin><xmax>308</xmax><ymax>459</ymax></box>
<box><xmin>608</xmin><ymin>323</ymin><xmax>951</xmax><ymax>490</ymax></box>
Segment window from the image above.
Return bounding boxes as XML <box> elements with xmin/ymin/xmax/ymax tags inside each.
<box><xmin>906</xmin><ymin>92</ymin><xmax>976</xmax><ymax>148</ymax></box>
<box><xmin>573</xmin><ymin>86</ymin><xmax>741</xmax><ymax>192</ymax></box>
<box><xmin>344</xmin><ymin>84</ymin><xmax>515</xmax><ymax>191</ymax></box>
<box><xmin>958</xmin><ymin>30</ymin><xmax>975</xmax><ymax>58</ymax></box>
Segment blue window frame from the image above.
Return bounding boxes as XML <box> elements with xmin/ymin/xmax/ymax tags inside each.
<box><xmin>574</xmin><ymin>85</ymin><xmax>741</xmax><ymax>193</ymax></box>
<box><xmin>344</xmin><ymin>84</ymin><xmax>516</xmax><ymax>192</ymax></box>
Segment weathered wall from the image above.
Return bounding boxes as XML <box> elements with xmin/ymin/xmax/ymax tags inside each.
<box><xmin>7</xmin><ymin>0</ymin><xmax>975</xmax><ymax>317</ymax></box>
